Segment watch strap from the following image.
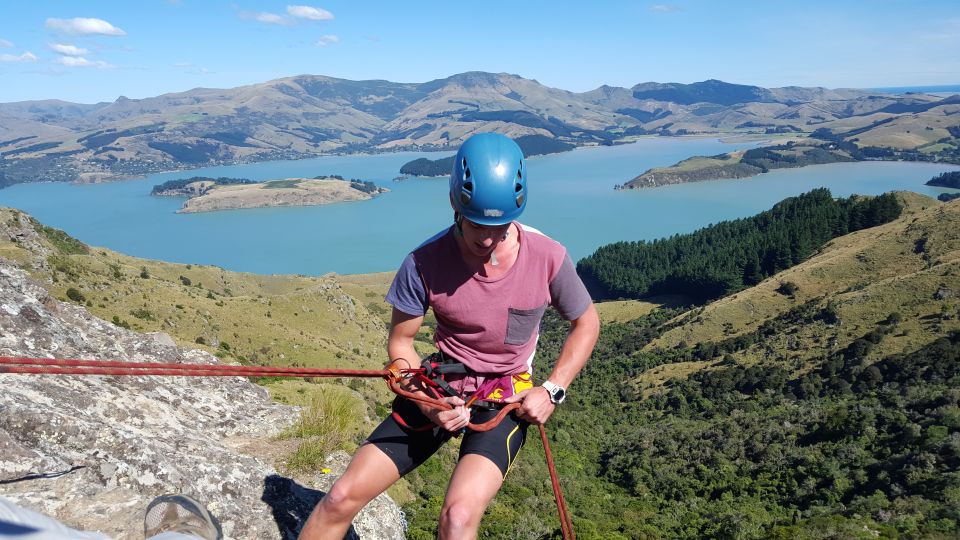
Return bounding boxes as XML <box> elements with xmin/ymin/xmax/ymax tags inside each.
<box><xmin>542</xmin><ymin>380</ymin><xmax>566</xmax><ymax>404</ymax></box>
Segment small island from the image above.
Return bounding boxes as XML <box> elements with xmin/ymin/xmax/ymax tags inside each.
<box><xmin>152</xmin><ymin>176</ymin><xmax>387</xmax><ymax>213</ymax></box>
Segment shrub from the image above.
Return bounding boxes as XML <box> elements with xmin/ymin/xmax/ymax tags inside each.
<box><xmin>65</xmin><ymin>287</ymin><xmax>86</xmax><ymax>303</ymax></box>
<box><xmin>130</xmin><ymin>308</ymin><xmax>154</xmax><ymax>321</ymax></box>
<box><xmin>777</xmin><ymin>281</ymin><xmax>799</xmax><ymax>296</ymax></box>
<box><xmin>195</xmin><ymin>336</ymin><xmax>206</xmax><ymax>345</ymax></box>
<box><xmin>179</xmin><ymin>275</ymin><xmax>191</xmax><ymax>286</ymax></box>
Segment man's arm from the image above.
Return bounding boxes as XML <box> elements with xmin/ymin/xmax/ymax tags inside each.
<box><xmin>387</xmin><ymin>308</ymin><xmax>425</xmax><ymax>372</ymax></box>
<box><xmin>505</xmin><ymin>303</ymin><xmax>600</xmax><ymax>424</ymax></box>
<box><xmin>387</xmin><ymin>308</ymin><xmax>469</xmax><ymax>431</ymax></box>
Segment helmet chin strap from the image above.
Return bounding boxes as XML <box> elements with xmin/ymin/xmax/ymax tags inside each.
<box><xmin>454</xmin><ymin>212</ymin><xmax>464</xmax><ymax>236</ymax></box>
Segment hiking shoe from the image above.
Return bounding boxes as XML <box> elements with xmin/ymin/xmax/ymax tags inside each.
<box><xmin>144</xmin><ymin>494</ymin><xmax>223</xmax><ymax>540</ymax></box>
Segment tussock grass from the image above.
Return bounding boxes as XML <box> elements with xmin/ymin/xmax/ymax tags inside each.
<box><xmin>278</xmin><ymin>383</ymin><xmax>366</xmax><ymax>472</ymax></box>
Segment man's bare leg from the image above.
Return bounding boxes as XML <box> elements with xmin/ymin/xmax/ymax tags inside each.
<box><xmin>298</xmin><ymin>444</ymin><xmax>401</xmax><ymax>540</ymax></box>
<box><xmin>438</xmin><ymin>454</ymin><xmax>505</xmax><ymax>540</ymax></box>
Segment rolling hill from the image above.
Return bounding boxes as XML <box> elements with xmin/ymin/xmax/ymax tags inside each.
<box><xmin>2</xmin><ymin>72</ymin><xmax>955</xmax><ymax>187</ymax></box>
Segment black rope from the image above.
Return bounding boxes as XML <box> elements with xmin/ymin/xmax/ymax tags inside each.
<box><xmin>0</xmin><ymin>465</ymin><xmax>87</xmax><ymax>485</ymax></box>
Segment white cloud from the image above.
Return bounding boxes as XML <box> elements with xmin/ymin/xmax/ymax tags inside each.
<box><xmin>0</xmin><ymin>51</ymin><xmax>38</xmax><ymax>63</ymax></box>
<box><xmin>0</xmin><ymin>39</ymin><xmax>13</xmax><ymax>48</ymax></box>
<box><xmin>55</xmin><ymin>56</ymin><xmax>114</xmax><ymax>68</ymax></box>
<box><xmin>287</xmin><ymin>5</ymin><xmax>334</xmax><ymax>21</ymax></box>
<box><xmin>49</xmin><ymin>43</ymin><xmax>89</xmax><ymax>56</ymax></box>
<box><xmin>240</xmin><ymin>11</ymin><xmax>290</xmax><ymax>25</ymax></box>
<box><xmin>46</xmin><ymin>17</ymin><xmax>127</xmax><ymax>36</ymax></box>
<box><xmin>315</xmin><ymin>35</ymin><xmax>339</xmax><ymax>47</ymax></box>
<box><xmin>651</xmin><ymin>4</ymin><xmax>681</xmax><ymax>13</ymax></box>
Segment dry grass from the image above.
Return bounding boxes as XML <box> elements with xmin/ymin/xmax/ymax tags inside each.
<box><xmin>634</xmin><ymin>360</ymin><xmax>714</xmax><ymax>398</ymax></box>
<box><xmin>595</xmin><ymin>295</ymin><xmax>689</xmax><ymax>324</ymax></box>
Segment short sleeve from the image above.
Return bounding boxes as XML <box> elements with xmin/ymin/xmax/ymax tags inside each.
<box><xmin>386</xmin><ymin>252</ymin><xmax>429</xmax><ymax>316</ymax></box>
<box><xmin>549</xmin><ymin>254</ymin><xmax>593</xmax><ymax>320</ymax></box>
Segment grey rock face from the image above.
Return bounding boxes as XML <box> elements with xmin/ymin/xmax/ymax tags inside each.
<box><xmin>0</xmin><ymin>260</ymin><xmax>404</xmax><ymax>539</ymax></box>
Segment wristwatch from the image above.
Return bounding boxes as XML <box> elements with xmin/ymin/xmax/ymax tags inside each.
<box><xmin>542</xmin><ymin>380</ymin><xmax>567</xmax><ymax>404</ymax></box>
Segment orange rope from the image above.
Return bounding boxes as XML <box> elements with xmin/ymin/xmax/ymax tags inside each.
<box><xmin>540</xmin><ymin>425</ymin><xmax>575</xmax><ymax>540</ymax></box>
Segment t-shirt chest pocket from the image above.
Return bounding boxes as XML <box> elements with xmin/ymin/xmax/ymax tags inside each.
<box><xmin>505</xmin><ymin>303</ymin><xmax>548</xmax><ymax>345</ymax></box>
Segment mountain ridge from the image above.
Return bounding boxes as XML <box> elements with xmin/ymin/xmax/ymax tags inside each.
<box><xmin>4</xmin><ymin>71</ymin><xmax>953</xmax><ymax>187</ymax></box>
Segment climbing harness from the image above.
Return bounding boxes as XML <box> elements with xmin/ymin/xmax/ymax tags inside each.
<box><xmin>0</xmin><ymin>354</ymin><xmax>575</xmax><ymax>539</ymax></box>
<box><xmin>389</xmin><ymin>352</ymin><xmax>534</xmax><ymax>432</ymax></box>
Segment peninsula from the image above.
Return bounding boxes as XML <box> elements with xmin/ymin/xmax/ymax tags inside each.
<box><xmin>154</xmin><ymin>176</ymin><xmax>387</xmax><ymax>213</ymax></box>
<box><xmin>621</xmin><ymin>134</ymin><xmax>960</xmax><ymax>190</ymax></box>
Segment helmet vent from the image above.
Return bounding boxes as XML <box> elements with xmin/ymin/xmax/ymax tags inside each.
<box><xmin>515</xmin><ymin>183</ymin><xmax>523</xmax><ymax>193</ymax></box>
<box><xmin>515</xmin><ymin>193</ymin><xmax>525</xmax><ymax>208</ymax></box>
<box><xmin>461</xmin><ymin>181</ymin><xmax>473</xmax><ymax>206</ymax></box>
<box><xmin>464</xmin><ymin>167</ymin><xmax>471</xmax><ymax>180</ymax></box>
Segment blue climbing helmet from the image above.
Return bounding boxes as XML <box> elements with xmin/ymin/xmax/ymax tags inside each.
<box><xmin>450</xmin><ymin>133</ymin><xmax>527</xmax><ymax>226</ymax></box>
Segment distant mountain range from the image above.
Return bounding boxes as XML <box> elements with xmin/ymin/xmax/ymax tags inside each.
<box><xmin>0</xmin><ymin>72</ymin><xmax>957</xmax><ymax>186</ymax></box>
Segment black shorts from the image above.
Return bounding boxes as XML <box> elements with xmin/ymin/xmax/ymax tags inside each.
<box><xmin>366</xmin><ymin>397</ymin><xmax>528</xmax><ymax>478</ymax></box>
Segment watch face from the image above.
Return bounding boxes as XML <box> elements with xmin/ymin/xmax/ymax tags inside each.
<box><xmin>551</xmin><ymin>387</ymin><xmax>566</xmax><ymax>403</ymax></box>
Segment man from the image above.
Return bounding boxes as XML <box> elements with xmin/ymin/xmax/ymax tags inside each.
<box><xmin>299</xmin><ymin>133</ymin><xmax>599</xmax><ymax>540</ymax></box>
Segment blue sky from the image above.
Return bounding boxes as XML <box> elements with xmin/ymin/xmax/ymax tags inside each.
<box><xmin>1</xmin><ymin>1</ymin><xmax>958</xmax><ymax>104</ymax></box>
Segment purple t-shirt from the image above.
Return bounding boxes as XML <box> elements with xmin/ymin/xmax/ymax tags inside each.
<box><xmin>386</xmin><ymin>223</ymin><xmax>593</xmax><ymax>376</ymax></box>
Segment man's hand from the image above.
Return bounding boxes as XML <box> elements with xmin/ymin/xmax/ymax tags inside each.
<box><xmin>503</xmin><ymin>386</ymin><xmax>556</xmax><ymax>425</ymax></box>
<box><xmin>420</xmin><ymin>396</ymin><xmax>469</xmax><ymax>432</ymax></box>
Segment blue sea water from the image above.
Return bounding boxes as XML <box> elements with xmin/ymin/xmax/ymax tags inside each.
<box><xmin>870</xmin><ymin>85</ymin><xmax>960</xmax><ymax>94</ymax></box>
<box><xmin>0</xmin><ymin>137</ymin><xmax>957</xmax><ymax>275</ymax></box>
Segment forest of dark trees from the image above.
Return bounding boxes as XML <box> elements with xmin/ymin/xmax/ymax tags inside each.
<box><xmin>940</xmin><ymin>192</ymin><xmax>960</xmax><ymax>202</ymax></box>
<box><xmin>927</xmin><ymin>170</ymin><xmax>960</xmax><ymax>189</ymax></box>
<box><xmin>398</xmin><ymin>134</ymin><xmax>575</xmax><ymax>176</ymax></box>
<box><xmin>150</xmin><ymin>176</ymin><xmax>254</xmax><ymax>194</ymax></box>
<box><xmin>577</xmin><ymin>189</ymin><xmax>903</xmax><ymax>303</ymax></box>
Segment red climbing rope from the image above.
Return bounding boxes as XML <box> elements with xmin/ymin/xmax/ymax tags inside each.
<box><xmin>0</xmin><ymin>356</ymin><xmax>389</xmax><ymax>378</ymax></box>
<box><xmin>0</xmin><ymin>355</ymin><xmax>575</xmax><ymax>539</ymax></box>
<box><xmin>541</xmin><ymin>424</ymin><xmax>575</xmax><ymax>540</ymax></box>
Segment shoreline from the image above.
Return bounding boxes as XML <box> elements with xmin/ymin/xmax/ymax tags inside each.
<box><xmin>5</xmin><ymin>134</ymin><xmax>777</xmax><ymax>190</ymax></box>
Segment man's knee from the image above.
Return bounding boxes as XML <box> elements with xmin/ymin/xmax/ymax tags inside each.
<box><xmin>438</xmin><ymin>500</ymin><xmax>480</xmax><ymax>534</ymax></box>
<box><xmin>320</xmin><ymin>481</ymin><xmax>362</xmax><ymax>519</ymax></box>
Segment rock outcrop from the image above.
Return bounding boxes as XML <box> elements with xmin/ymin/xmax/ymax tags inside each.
<box><xmin>0</xmin><ymin>255</ymin><xmax>404</xmax><ymax>539</ymax></box>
